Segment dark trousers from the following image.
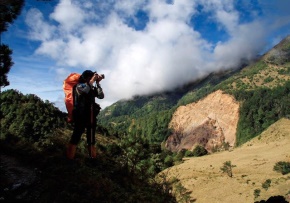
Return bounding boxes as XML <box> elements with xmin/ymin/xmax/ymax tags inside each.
<box><xmin>70</xmin><ymin>108</ymin><xmax>96</xmax><ymax>146</ymax></box>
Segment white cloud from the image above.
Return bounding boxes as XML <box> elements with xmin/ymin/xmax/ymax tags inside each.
<box><xmin>114</xmin><ymin>1</ymin><xmax>145</xmax><ymax>16</ymax></box>
<box><xmin>213</xmin><ymin>21</ymin><xmax>266</xmax><ymax>68</ymax></box>
<box><xmin>36</xmin><ymin>39</ymin><xmax>66</xmax><ymax>59</ymax></box>
<box><xmin>145</xmin><ymin>0</ymin><xmax>196</xmax><ymax>22</ymax></box>
<box><xmin>23</xmin><ymin>0</ymin><xmax>290</xmax><ymax>109</ymax></box>
<box><xmin>49</xmin><ymin>0</ymin><xmax>86</xmax><ymax>31</ymax></box>
<box><xmin>25</xmin><ymin>8</ymin><xmax>56</xmax><ymax>41</ymax></box>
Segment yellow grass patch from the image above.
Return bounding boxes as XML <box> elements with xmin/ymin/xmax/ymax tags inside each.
<box><xmin>161</xmin><ymin>118</ymin><xmax>290</xmax><ymax>202</ymax></box>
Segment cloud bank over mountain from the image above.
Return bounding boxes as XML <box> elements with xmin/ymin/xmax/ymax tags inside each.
<box><xmin>24</xmin><ymin>0</ymin><xmax>290</xmax><ymax>107</ymax></box>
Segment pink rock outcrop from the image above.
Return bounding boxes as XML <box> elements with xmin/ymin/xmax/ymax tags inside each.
<box><xmin>165</xmin><ymin>90</ymin><xmax>239</xmax><ymax>152</ymax></box>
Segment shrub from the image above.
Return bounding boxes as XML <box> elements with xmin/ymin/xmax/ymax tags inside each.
<box><xmin>174</xmin><ymin>182</ymin><xmax>192</xmax><ymax>203</ymax></box>
<box><xmin>222</xmin><ymin>142</ymin><xmax>230</xmax><ymax>151</ymax></box>
<box><xmin>164</xmin><ymin>155</ymin><xmax>174</xmax><ymax>167</ymax></box>
<box><xmin>254</xmin><ymin>189</ymin><xmax>261</xmax><ymax>199</ymax></box>
<box><xmin>173</xmin><ymin>151</ymin><xmax>184</xmax><ymax>163</ymax></box>
<box><xmin>220</xmin><ymin>161</ymin><xmax>236</xmax><ymax>177</ymax></box>
<box><xmin>184</xmin><ymin>150</ymin><xmax>194</xmax><ymax>157</ymax></box>
<box><xmin>262</xmin><ymin>179</ymin><xmax>271</xmax><ymax>190</ymax></box>
<box><xmin>273</xmin><ymin>161</ymin><xmax>290</xmax><ymax>175</ymax></box>
<box><xmin>192</xmin><ymin>145</ymin><xmax>208</xmax><ymax>157</ymax></box>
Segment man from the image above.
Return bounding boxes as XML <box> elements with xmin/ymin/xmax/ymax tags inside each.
<box><xmin>66</xmin><ymin>70</ymin><xmax>104</xmax><ymax>159</ymax></box>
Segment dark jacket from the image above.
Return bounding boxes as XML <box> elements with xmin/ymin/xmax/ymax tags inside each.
<box><xmin>73</xmin><ymin>82</ymin><xmax>104</xmax><ymax>122</ymax></box>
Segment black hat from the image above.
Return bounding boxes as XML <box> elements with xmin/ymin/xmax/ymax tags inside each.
<box><xmin>81</xmin><ymin>70</ymin><xmax>94</xmax><ymax>80</ymax></box>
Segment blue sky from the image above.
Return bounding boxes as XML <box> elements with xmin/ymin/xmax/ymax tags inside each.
<box><xmin>2</xmin><ymin>0</ymin><xmax>290</xmax><ymax>112</ymax></box>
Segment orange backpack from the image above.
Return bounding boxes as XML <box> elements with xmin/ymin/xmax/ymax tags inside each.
<box><xmin>63</xmin><ymin>73</ymin><xmax>81</xmax><ymax>123</ymax></box>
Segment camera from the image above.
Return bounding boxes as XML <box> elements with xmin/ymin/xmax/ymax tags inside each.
<box><xmin>93</xmin><ymin>72</ymin><xmax>105</xmax><ymax>79</ymax></box>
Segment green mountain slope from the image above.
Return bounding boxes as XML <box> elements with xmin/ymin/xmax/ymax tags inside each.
<box><xmin>98</xmin><ymin>68</ymin><xmax>241</xmax><ymax>142</ymax></box>
<box><xmin>98</xmin><ymin>35</ymin><xmax>290</xmax><ymax>146</ymax></box>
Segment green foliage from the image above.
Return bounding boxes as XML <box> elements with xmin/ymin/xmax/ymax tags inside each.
<box><xmin>104</xmin><ymin>143</ymin><xmax>122</xmax><ymax>157</ymax></box>
<box><xmin>222</xmin><ymin>142</ymin><xmax>230</xmax><ymax>151</ymax></box>
<box><xmin>0</xmin><ymin>89</ymin><xmax>67</xmax><ymax>141</ymax></box>
<box><xmin>264</xmin><ymin>76</ymin><xmax>274</xmax><ymax>83</ymax></box>
<box><xmin>262</xmin><ymin>179</ymin><xmax>271</xmax><ymax>190</ymax></box>
<box><xmin>164</xmin><ymin>155</ymin><xmax>174</xmax><ymax>167</ymax></box>
<box><xmin>192</xmin><ymin>145</ymin><xmax>208</xmax><ymax>157</ymax></box>
<box><xmin>0</xmin><ymin>44</ymin><xmax>14</xmax><ymax>87</ymax></box>
<box><xmin>98</xmin><ymin>93</ymin><xmax>178</xmax><ymax>142</ymax></box>
<box><xmin>177</xmin><ymin>70</ymin><xmax>238</xmax><ymax>106</ymax></box>
<box><xmin>0</xmin><ymin>0</ymin><xmax>25</xmax><ymax>32</ymax></box>
<box><xmin>174</xmin><ymin>182</ymin><xmax>193</xmax><ymax>203</ymax></box>
<box><xmin>177</xmin><ymin>84</ymin><xmax>214</xmax><ymax>106</ymax></box>
<box><xmin>216</xmin><ymin>61</ymin><xmax>269</xmax><ymax>93</ymax></box>
<box><xmin>172</xmin><ymin>150</ymin><xmax>186</xmax><ymax>164</ymax></box>
<box><xmin>0</xmin><ymin>0</ymin><xmax>25</xmax><ymax>87</ymax></box>
<box><xmin>183</xmin><ymin>146</ymin><xmax>209</xmax><ymax>157</ymax></box>
<box><xmin>273</xmin><ymin>161</ymin><xmax>290</xmax><ymax>175</ymax></box>
<box><xmin>277</xmin><ymin>64</ymin><xmax>290</xmax><ymax>75</ymax></box>
<box><xmin>254</xmin><ymin>189</ymin><xmax>261</xmax><ymax>199</ymax></box>
<box><xmin>184</xmin><ymin>150</ymin><xmax>194</xmax><ymax>157</ymax></box>
<box><xmin>233</xmin><ymin>81</ymin><xmax>290</xmax><ymax>145</ymax></box>
<box><xmin>220</xmin><ymin>161</ymin><xmax>236</xmax><ymax>178</ymax></box>
<box><xmin>117</xmin><ymin>133</ymin><xmax>173</xmax><ymax>179</ymax></box>
<box><xmin>129</xmin><ymin>109</ymin><xmax>175</xmax><ymax>142</ymax></box>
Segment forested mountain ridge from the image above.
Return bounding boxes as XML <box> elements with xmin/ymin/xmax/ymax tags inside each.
<box><xmin>98</xmin><ymin>35</ymin><xmax>290</xmax><ymax>148</ymax></box>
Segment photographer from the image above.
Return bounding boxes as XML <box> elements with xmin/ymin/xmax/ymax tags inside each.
<box><xmin>66</xmin><ymin>70</ymin><xmax>104</xmax><ymax>160</ymax></box>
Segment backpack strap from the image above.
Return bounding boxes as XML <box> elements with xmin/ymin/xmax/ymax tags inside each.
<box><xmin>73</xmin><ymin>84</ymin><xmax>78</xmax><ymax>108</ymax></box>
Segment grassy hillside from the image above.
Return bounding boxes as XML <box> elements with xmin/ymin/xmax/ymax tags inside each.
<box><xmin>98</xmin><ymin>35</ymin><xmax>290</xmax><ymax>146</ymax></box>
<box><xmin>160</xmin><ymin>118</ymin><xmax>290</xmax><ymax>203</ymax></box>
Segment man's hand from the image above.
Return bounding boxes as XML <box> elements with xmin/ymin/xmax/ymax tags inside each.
<box><xmin>90</xmin><ymin>73</ymin><xmax>103</xmax><ymax>85</ymax></box>
<box><xmin>95</xmin><ymin>74</ymin><xmax>103</xmax><ymax>83</ymax></box>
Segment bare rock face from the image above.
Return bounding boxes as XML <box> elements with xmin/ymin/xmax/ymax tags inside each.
<box><xmin>165</xmin><ymin>90</ymin><xmax>239</xmax><ymax>152</ymax></box>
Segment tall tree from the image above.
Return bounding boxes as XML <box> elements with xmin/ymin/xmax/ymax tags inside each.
<box><xmin>0</xmin><ymin>0</ymin><xmax>25</xmax><ymax>33</ymax></box>
<box><xmin>0</xmin><ymin>44</ymin><xmax>13</xmax><ymax>87</ymax></box>
<box><xmin>0</xmin><ymin>0</ymin><xmax>24</xmax><ymax>88</ymax></box>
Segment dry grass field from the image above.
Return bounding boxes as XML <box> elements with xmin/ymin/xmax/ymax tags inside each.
<box><xmin>162</xmin><ymin>118</ymin><xmax>290</xmax><ymax>203</ymax></box>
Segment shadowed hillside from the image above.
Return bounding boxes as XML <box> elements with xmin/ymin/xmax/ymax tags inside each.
<box><xmin>0</xmin><ymin>90</ymin><xmax>176</xmax><ymax>202</ymax></box>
